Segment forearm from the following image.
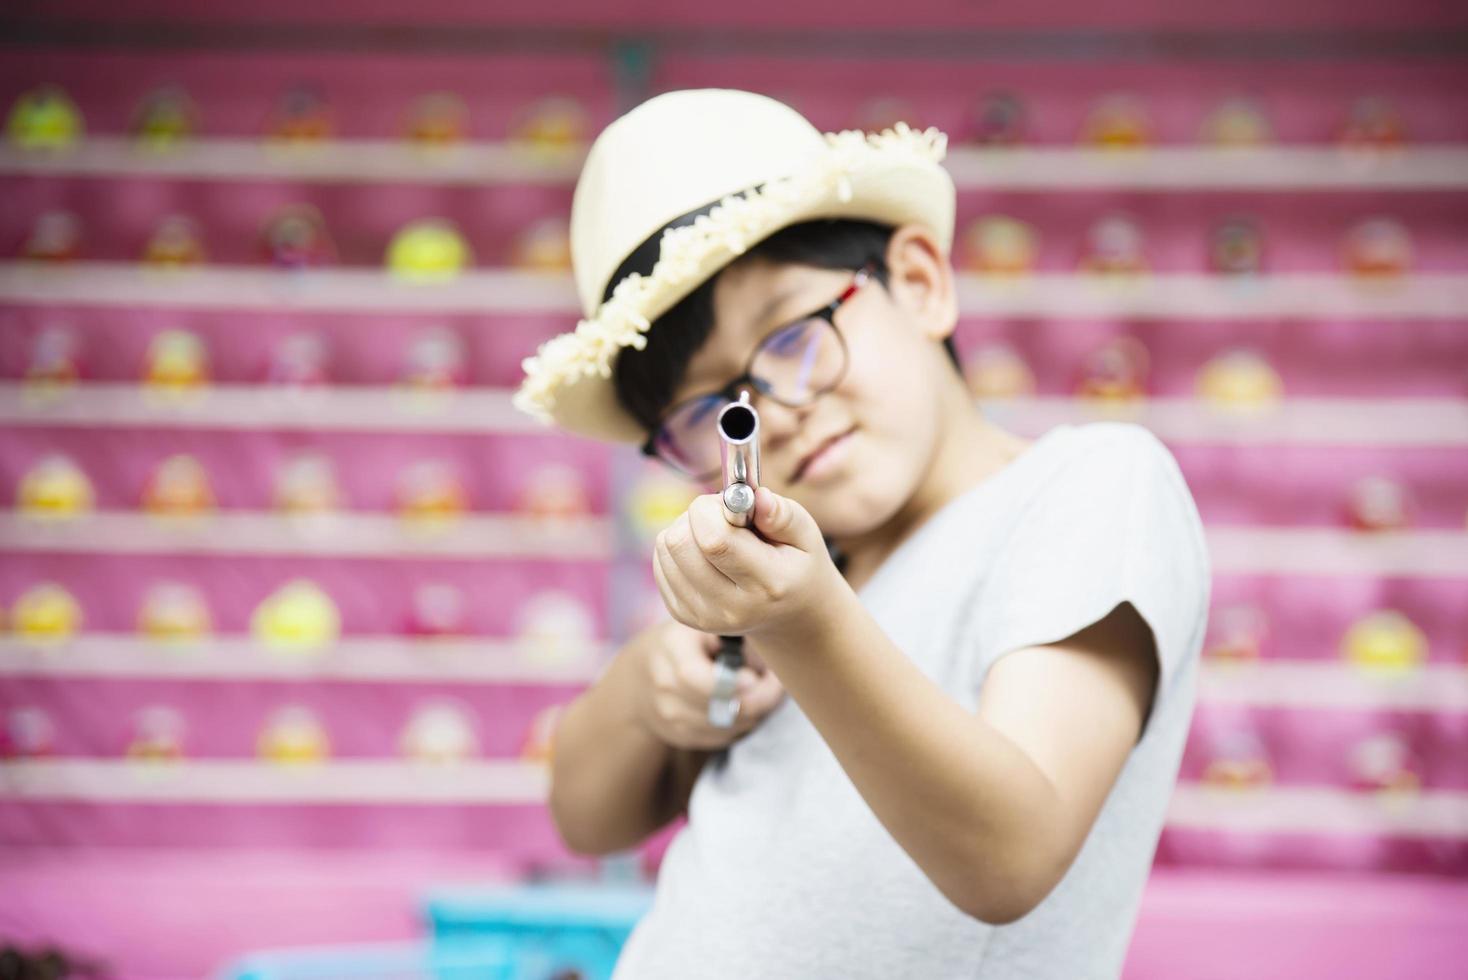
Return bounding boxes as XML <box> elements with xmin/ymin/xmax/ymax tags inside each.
<box><xmin>548</xmin><ymin>643</ymin><xmax>682</xmax><ymax>855</ymax></box>
<box><xmin>748</xmin><ymin>584</ymin><xmax>1066</xmax><ymax>923</ymax></box>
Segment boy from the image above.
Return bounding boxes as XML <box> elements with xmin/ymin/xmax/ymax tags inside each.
<box><xmin>515</xmin><ymin>89</ymin><xmax>1210</xmax><ymax>978</ymax></box>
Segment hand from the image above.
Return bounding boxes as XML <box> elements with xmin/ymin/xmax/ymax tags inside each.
<box><xmin>632</xmin><ymin>619</ymin><xmax>786</xmax><ymax>751</ymax></box>
<box><xmin>653</xmin><ymin>486</ymin><xmax>840</xmax><ymax>644</ymax></box>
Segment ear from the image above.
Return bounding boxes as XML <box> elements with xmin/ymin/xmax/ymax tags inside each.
<box><xmin>884</xmin><ymin>223</ymin><xmax>959</xmax><ymax>343</ymax></box>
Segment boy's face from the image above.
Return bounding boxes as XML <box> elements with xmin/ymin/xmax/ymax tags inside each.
<box><xmin>670</xmin><ymin>224</ymin><xmax>959</xmax><ymax>540</ymax></box>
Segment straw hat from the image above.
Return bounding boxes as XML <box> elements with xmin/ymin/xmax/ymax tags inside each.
<box><xmin>512</xmin><ymin>88</ymin><xmax>955</xmax><ymax>444</ymax></box>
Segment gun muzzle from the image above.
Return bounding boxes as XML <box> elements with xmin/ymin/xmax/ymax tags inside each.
<box><xmin>717</xmin><ymin>391</ymin><xmax>760</xmax><ymax>527</ymax></box>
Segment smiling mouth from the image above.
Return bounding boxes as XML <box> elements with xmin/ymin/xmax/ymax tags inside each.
<box><xmin>792</xmin><ymin>426</ymin><xmax>856</xmax><ymax>483</ymax></box>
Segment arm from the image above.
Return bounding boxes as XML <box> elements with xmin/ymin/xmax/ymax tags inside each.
<box><xmin>750</xmin><ymin>588</ymin><xmax>1158</xmax><ymax>924</ymax></box>
<box><xmin>548</xmin><ymin>642</ymin><xmax>712</xmax><ymax>856</ymax></box>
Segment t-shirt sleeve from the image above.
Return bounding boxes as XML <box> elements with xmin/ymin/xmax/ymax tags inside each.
<box><xmin>970</xmin><ymin>423</ymin><xmax>1211</xmax><ymax>740</ymax></box>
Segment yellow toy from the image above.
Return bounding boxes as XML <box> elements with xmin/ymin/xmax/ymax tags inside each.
<box><xmin>257</xmin><ymin>705</ymin><xmax>330</xmax><ymax>763</ymax></box>
<box><xmin>12</xmin><ymin>583</ymin><xmax>83</xmax><ymax>641</ymax></box>
<box><xmin>386</xmin><ymin>218</ymin><xmax>472</xmax><ymax>280</ymax></box>
<box><xmin>1341</xmin><ymin>611</ymin><xmax>1426</xmax><ymax>672</ymax></box>
<box><xmin>17</xmin><ymin>455</ymin><xmax>94</xmax><ymax>516</ymax></box>
<box><xmin>251</xmin><ymin>579</ymin><xmax>341</xmax><ymax>652</ymax></box>
<box><xmin>6</xmin><ymin>85</ymin><xmax>83</xmax><ymax>150</ymax></box>
<box><xmin>1195</xmin><ymin>349</ymin><xmax>1283</xmax><ymax>410</ymax></box>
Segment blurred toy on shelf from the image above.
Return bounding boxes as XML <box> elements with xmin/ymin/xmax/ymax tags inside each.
<box><xmin>261</xmin><ymin>202</ymin><xmax>338</xmax><ymax>269</ymax></box>
<box><xmin>143</xmin><ymin>214</ymin><xmax>207</xmax><ymax>266</ymax></box>
<box><xmin>1080</xmin><ymin>214</ymin><xmax>1148</xmax><ymax>275</ymax></box>
<box><xmin>517</xmin><ymin>463</ymin><xmax>592</xmax><ymax>520</ymax></box>
<box><xmin>132</xmin><ymin>84</ymin><xmax>197</xmax><ymax>148</ymax></box>
<box><xmin>258</xmin><ymin>705</ymin><xmax>331</xmax><ymax>764</ymax></box>
<box><xmin>266</xmin><ymin>83</ymin><xmax>333</xmax><ymax>142</ymax></box>
<box><xmin>516</xmin><ymin>591</ymin><xmax>597</xmax><ymax>668</ymax></box>
<box><xmin>22</xmin><ymin>210</ymin><xmax>83</xmax><ymax>262</ymax></box>
<box><xmin>511</xmin><ymin>216</ymin><xmax>573</xmax><ymax>273</ymax></box>
<box><xmin>1199</xmin><ymin>97</ymin><xmax>1272</xmax><ymax>147</ymax></box>
<box><xmin>1345</xmin><ymin>475</ymin><xmax>1414</xmax><ymax>532</ymax></box>
<box><xmin>142</xmin><ymin>454</ymin><xmax>216</xmax><ymax>516</ymax></box>
<box><xmin>854</xmin><ymin>95</ymin><xmax>923</xmax><ymax>135</ymax></box>
<box><xmin>520</xmin><ymin>704</ymin><xmax>565</xmax><ymax>765</ymax></box>
<box><xmin>17</xmin><ymin>454</ymin><xmax>94</xmax><ymax>517</ymax></box>
<box><xmin>406</xmin><ymin>91</ymin><xmax>469</xmax><ymax>146</ymax></box>
<box><xmin>962</xmin><ymin>341</ymin><xmax>1036</xmax><ymax>400</ymax></box>
<box><xmin>1341</xmin><ymin>611</ymin><xmax>1427</xmax><ymax>672</ymax></box>
<box><xmin>264</xmin><ymin>331</ymin><xmax>331</xmax><ymax>387</ymax></box>
<box><xmin>1080</xmin><ymin>93</ymin><xmax>1150</xmax><ymax>148</ymax></box>
<box><xmin>1341</xmin><ymin>217</ymin><xmax>1412</xmax><ymax>277</ymax></box>
<box><xmin>6</xmin><ymin>84</ymin><xmax>83</xmax><ymax>150</ymax></box>
<box><xmin>508</xmin><ymin>95</ymin><xmax>591</xmax><ymax>152</ymax></box>
<box><xmin>1203</xmin><ymin>603</ymin><xmax>1269</xmax><ymax>661</ymax></box>
<box><xmin>1348</xmin><ymin>729</ymin><xmax>1423</xmax><ymax>795</ymax></box>
<box><xmin>23</xmin><ymin>323</ymin><xmax>83</xmax><ymax>389</ymax></box>
<box><xmin>1209</xmin><ymin>216</ymin><xmax>1266</xmax><ymax>276</ymax></box>
<box><xmin>1075</xmin><ymin>336</ymin><xmax>1150</xmax><ymax>404</ymax></box>
<box><xmin>395</xmin><ymin>460</ymin><xmax>469</xmax><ymax>522</ymax></box>
<box><xmin>400</xmin><ymin>701</ymin><xmax>479</xmax><ymax>763</ymax></box>
<box><xmin>622</xmin><ymin>467</ymin><xmax>699</xmax><ymax>545</ymax></box>
<box><xmin>961</xmin><ymin>216</ymin><xmax>1038</xmax><ymax>275</ymax></box>
<box><xmin>406</xmin><ymin>582</ymin><xmax>468</xmax><ymax>638</ymax></box>
<box><xmin>142</xmin><ymin>328</ymin><xmax>210</xmax><ymax>391</ymax></box>
<box><xmin>127</xmin><ymin>705</ymin><xmax>187</xmax><ymax>761</ymax></box>
<box><xmin>1195</xmin><ymin>348</ymin><xmax>1283</xmax><ymax>410</ymax></box>
<box><xmin>274</xmin><ymin>452</ymin><xmax>344</xmax><ymax>514</ymax></box>
<box><xmin>11</xmin><ymin>583</ymin><xmax>83</xmax><ymax>642</ymax></box>
<box><xmin>252</xmin><ymin>580</ymin><xmax>341</xmax><ymax>652</ymax></box>
<box><xmin>1199</xmin><ymin>716</ymin><xmax>1273</xmax><ymax>788</ymax></box>
<box><xmin>400</xmin><ymin>325</ymin><xmax>467</xmax><ymax>390</ymax></box>
<box><xmin>970</xmin><ymin>91</ymin><xmax>1026</xmax><ymax>145</ymax></box>
<box><xmin>1</xmin><ymin>706</ymin><xmax>56</xmax><ymax>759</ymax></box>
<box><xmin>1337</xmin><ymin>95</ymin><xmax>1407</xmax><ymax>149</ymax></box>
<box><xmin>387</xmin><ymin>218</ymin><xmax>472</xmax><ymax>280</ymax></box>
<box><xmin>138</xmin><ymin>581</ymin><xmax>213</xmax><ymax>641</ymax></box>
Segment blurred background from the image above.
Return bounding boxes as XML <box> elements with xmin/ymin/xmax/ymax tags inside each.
<box><xmin>1</xmin><ymin>1</ymin><xmax>1466</xmax><ymax>977</ymax></box>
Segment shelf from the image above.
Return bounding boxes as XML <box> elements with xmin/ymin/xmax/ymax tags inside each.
<box><xmin>7</xmin><ymin>139</ymin><xmax>1468</xmax><ymax>191</ymax></box>
<box><xmin>1197</xmin><ymin>660</ymin><xmax>1468</xmax><ymax>711</ymax></box>
<box><xmin>5</xmin><ymin>639</ymin><xmax>1462</xmax><ymax>712</ymax></box>
<box><xmin>2</xmin><ymin>263</ymin><xmax>1466</xmax><ymax>318</ymax></box>
<box><xmin>0</xmin><ymin>136</ymin><xmax>585</xmax><ymax>184</ymax></box>
<box><xmin>1166</xmin><ymin>784</ymin><xmax>1468</xmax><ymax>839</ymax></box>
<box><xmin>4</xmin><ymin>759</ymin><xmax>1463</xmax><ymax>839</ymax></box>
<box><xmin>1205</xmin><ymin>526</ymin><xmax>1468</xmax><ymax>577</ymax></box>
<box><xmin>3</xmin><ymin>511</ymin><xmax>1463</xmax><ymax>574</ymax></box>
<box><xmin>0</xmin><ymin>635</ymin><xmax>608</xmax><ymax>684</ymax></box>
<box><xmin>0</xmin><ymin>758</ymin><xmax>548</xmax><ymax>805</ymax></box>
<box><xmin>0</xmin><ymin>511</ymin><xmax>615</xmax><ymax>559</ymax></box>
<box><xmin>6</xmin><ymin>384</ymin><xmax>1466</xmax><ymax>447</ymax></box>
<box><xmin>982</xmin><ymin>397</ymin><xmax>1468</xmax><ymax>448</ymax></box>
<box><xmin>0</xmin><ymin>383</ymin><xmax>537</xmax><ymax>432</ymax></box>
<box><xmin>943</xmin><ymin>146</ymin><xmax>1468</xmax><ymax>191</ymax></box>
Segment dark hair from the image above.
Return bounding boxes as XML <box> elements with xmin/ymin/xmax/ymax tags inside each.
<box><xmin>611</xmin><ymin>218</ymin><xmax>962</xmax><ymax>434</ymax></box>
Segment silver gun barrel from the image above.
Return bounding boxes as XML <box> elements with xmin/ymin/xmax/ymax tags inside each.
<box><xmin>717</xmin><ymin>391</ymin><xmax>760</xmax><ymax>527</ymax></box>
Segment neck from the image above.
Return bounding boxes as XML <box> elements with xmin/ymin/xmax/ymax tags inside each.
<box><xmin>831</xmin><ymin>381</ymin><xmax>1031</xmax><ymax>592</ymax></box>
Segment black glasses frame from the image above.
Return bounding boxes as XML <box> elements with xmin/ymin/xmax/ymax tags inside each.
<box><xmin>641</xmin><ymin>262</ymin><xmax>879</xmax><ymax>480</ymax></box>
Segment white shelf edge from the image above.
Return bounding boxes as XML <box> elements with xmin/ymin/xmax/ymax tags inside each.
<box><xmin>0</xmin><ymin>635</ymin><xmax>608</xmax><ymax>684</ymax></box>
<box><xmin>5</xmin><ymin>384</ymin><xmax>1466</xmax><ymax>447</ymax></box>
<box><xmin>1166</xmin><ymin>784</ymin><xmax>1468</xmax><ymax>838</ymax></box>
<box><xmin>944</xmin><ymin>146</ymin><xmax>1468</xmax><ymax>190</ymax></box>
<box><xmin>0</xmin><ymin>511</ymin><xmax>616</xmax><ymax>560</ymax></box>
<box><xmin>0</xmin><ymin>758</ymin><xmax>549</xmax><ymax>805</ymax></box>
<box><xmin>1196</xmin><ymin>660</ymin><xmax>1468</xmax><ymax>711</ymax></box>
<box><xmin>1203</xmin><ymin>526</ymin><xmax>1468</xmax><ymax>577</ymax></box>
<box><xmin>7</xmin><ymin>140</ymin><xmax>1468</xmax><ymax>191</ymax></box>
<box><xmin>2</xmin><ymin>263</ymin><xmax>1466</xmax><ymax>318</ymax></box>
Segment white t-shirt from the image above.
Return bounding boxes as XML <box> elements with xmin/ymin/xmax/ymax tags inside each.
<box><xmin>612</xmin><ymin>421</ymin><xmax>1212</xmax><ymax>979</ymax></box>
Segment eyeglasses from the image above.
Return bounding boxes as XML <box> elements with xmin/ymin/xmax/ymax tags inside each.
<box><xmin>642</xmin><ymin>263</ymin><xmax>878</xmax><ymax>481</ymax></box>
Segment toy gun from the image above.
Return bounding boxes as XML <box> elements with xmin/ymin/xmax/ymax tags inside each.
<box><xmin>708</xmin><ymin>391</ymin><xmax>760</xmax><ymax>729</ymax></box>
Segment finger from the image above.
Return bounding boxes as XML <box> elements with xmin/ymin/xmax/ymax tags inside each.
<box><xmin>686</xmin><ymin>494</ymin><xmax>762</xmax><ymax>585</ymax></box>
<box><xmin>651</xmin><ymin>543</ymin><xmax>690</xmax><ymax>625</ymax></box>
<box><xmin>659</xmin><ymin>518</ymin><xmax>734</xmax><ymax>604</ymax></box>
<box><xmin>739</xmin><ymin>668</ymin><xmax>786</xmax><ymax>718</ymax></box>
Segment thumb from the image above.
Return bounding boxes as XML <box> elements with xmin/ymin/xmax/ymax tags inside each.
<box><xmin>753</xmin><ymin>486</ymin><xmax>823</xmax><ymax>553</ymax></box>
